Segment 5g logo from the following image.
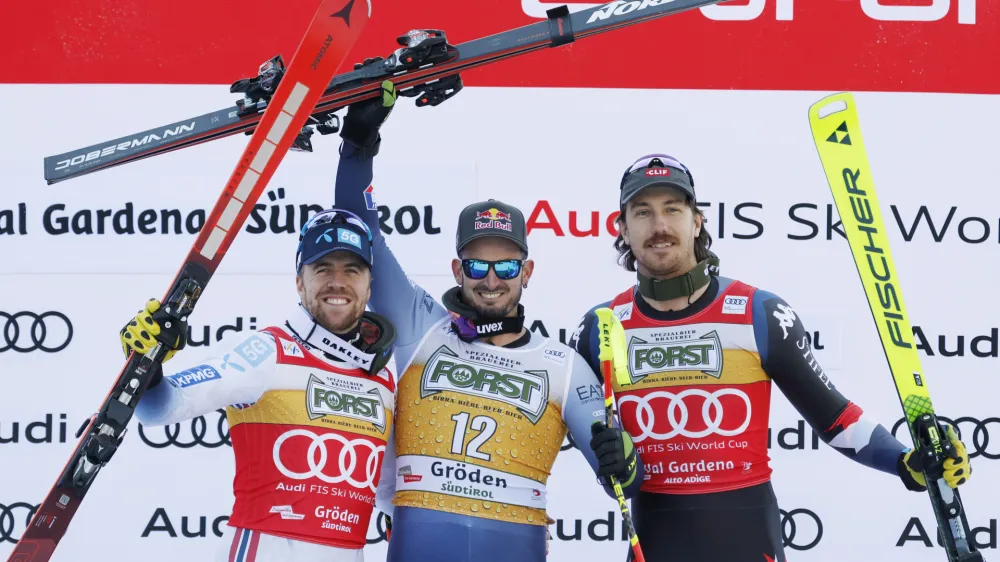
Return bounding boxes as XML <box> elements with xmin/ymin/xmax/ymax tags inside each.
<box><xmin>700</xmin><ymin>0</ymin><xmax>975</xmax><ymax>24</ymax></box>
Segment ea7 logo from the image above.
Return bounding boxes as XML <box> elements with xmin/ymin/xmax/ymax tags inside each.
<box><xmin>627</xmin><ymin>331</ymin><xmax>723</xmax><ymax>381</ymax></box>
<box><xmin>421</xmin><ymin>346</ymin><xmax>549</xmax><ymax>423</ymax></box>
<box><xmin>306</xmin><ymin>375</ymin><xmax>386</xmax><ymax>432</ymax></box>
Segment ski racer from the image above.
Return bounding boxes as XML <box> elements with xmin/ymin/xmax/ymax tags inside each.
<box><xmin>122</xmin><ymin>205</ymin><xmax>398</xmax><ymax>562</ymax></box>
<box><xmin>330</xmin><ymin>79</ymin><xmax>644</xmax><ymax>562</ymax></box>
<box><xmin>569</xmin><ymin>153</ymin><xmax>973</xmax><ymax>562</ymax></box>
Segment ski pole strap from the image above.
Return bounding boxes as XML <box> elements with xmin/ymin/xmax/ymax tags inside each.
<box><xmin>547</xmin><ymin>5</ymin><xmax>575</xmax><ymax>47</ymax></box>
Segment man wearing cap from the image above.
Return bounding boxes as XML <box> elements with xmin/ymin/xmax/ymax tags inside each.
<box><xmin>330</xmin><ymin>84</ymin><xmax>643</xmax><ymax>562</ymax></box>
<box><xmin>569</xmin><ymin>154</ymin><xmax>973</xmax><ymax>561</ymax></box>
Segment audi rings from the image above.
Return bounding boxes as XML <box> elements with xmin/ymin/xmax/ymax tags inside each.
<box><xmin>892</xmin><ymin>416</ymin><xmax>999</xmax><ymax>460</ymax></box>
<box><xmin>0</xmin><ymin>311</ymin><xmax>73</xmax><ymax>353</ymax></box>
<box><xmin>272</xmin><ymin>429</ymin><xmax>385</xmax><ymax>492</ymax></box>
<box><xmin>780</xmin><ymin>508</ymin><xmax>822</xmax><ymax>551</ymax></box>
<box><xmin>618</xmin><ymin>388</ymin><xmax>753</xmax><ymax>442</ymax></box>
<box><xmin>0</xmin><ymin>502</ymin><xmax>38</xmax><ymax>543</ymax></box>
<box><xmin>138</xmin><ymin>409</ymin><xmax>231</xmax><ymax>449</ymax></box>
<box><xmin>366</xmin><ymin>511</ymin><xmax>391</xmax><ymax>545</ymax></box>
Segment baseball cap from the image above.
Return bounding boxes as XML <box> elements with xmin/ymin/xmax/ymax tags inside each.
<box><xmin>619</xmin><ymin>154</ymin><xmax>696</xmax><ymax>207</ymax></box>
<box><xmin>455</xmin><ymin>199</ymin><xmax>528</xmax><ymax>255</ymax></box>
<box><xmin>296</xmin><ymin>209</ymin><xmax>374</xmax><ymax>272</ymax></box>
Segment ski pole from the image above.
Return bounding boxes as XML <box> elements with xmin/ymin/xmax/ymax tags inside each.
<box><xmin>595</xmin><ymin>308</ymin><xmax>645</xmax><ymax>562</ymax></box>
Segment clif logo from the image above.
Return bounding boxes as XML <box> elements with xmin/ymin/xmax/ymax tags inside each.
<box><xmin>646</xmin><ymin>169</ymin><xmax>670</xmax><ymax>177</ymax></box>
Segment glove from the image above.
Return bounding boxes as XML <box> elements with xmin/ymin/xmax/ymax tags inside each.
<box><xmin>120</xmin><ymin>298</ymin><xmax>187</xmax><ymax>363</ymax></box>
<box><xmin>898</xmin><ymin>423</ymin><xmax>972</xmax><ymax>492</ymax></box>
<box><xmin>590</xmin><ymin>421</ymin><xmax>638</xmax><ymax>487</ymax></box>
<box><xmin>340</xmin><ymin>67</ymin><xmax>397</xmax><ymax>157</ymax></box>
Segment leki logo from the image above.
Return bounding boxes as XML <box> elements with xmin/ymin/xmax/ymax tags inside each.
<box><xmin>421</xmin><ymin>346</ymin><xmax>548</xmax><ymax>423</ymax></box>
<box><xmin>628</xmin><ymin>331</ymin><xmax>724</xmax><ymax>381</ymax></box>
<box><xmin>307</xmin><ymin>375</ymin><xmax>386</xmax><ymax>432</ymax></box>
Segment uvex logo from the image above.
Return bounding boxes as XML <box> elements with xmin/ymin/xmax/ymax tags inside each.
<box><xmin>421</xmin><ymin>346</ymin><xmax>548</xmax><ymax>423</ymax></box>
<box><xmin>477</xmin><ymin>322</ymin><xmax>504</xmax><ymax>335</ymax></box>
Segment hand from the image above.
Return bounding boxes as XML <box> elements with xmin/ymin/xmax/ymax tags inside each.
<box><xmin>340</xmin><ymin>73</ymin><xmax>398</xmax><ymax>155</ymax></box>
<box><xmin>899</xmin><ymin>423</ymin><xmax>972</xmax><ymax>491</ymax></box>
<box><xmin>590</xmin><ymin>421</ymin><xmax>638</xmax><ymax>487</ymax></box>
<box><xmin>120</xmin><ymin>298</ymin><xmax>187</xmax><ymax>363</ymax></box>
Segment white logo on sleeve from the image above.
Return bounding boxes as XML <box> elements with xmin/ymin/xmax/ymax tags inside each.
<box><xmin>722</xmin><ymin>296</ymin><xmax>748</xmax><ymax>315</ymax></box>
<box><xmin>772</xmin><ymin>304</ymin><xmax>797</xmax><ymax>340</ymax></box>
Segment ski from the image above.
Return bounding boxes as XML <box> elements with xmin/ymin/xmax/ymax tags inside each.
<box><xmin>808</xmin><ymin>92</ymin><xmax>984</xmax><ymax>562</ymax></box>
<box><xmin>43</xmin><ymin>0</ymin><xmax>726</xmax><ymax>185</ymax></box>
<box><xmin>8</xmin><ymin>1</ymin><xmax>370</xmax><ymax>560</ymax></box>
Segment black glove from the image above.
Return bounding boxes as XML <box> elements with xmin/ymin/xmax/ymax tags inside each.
<box><xmin>590</xmin><ymin>421</ymin><xmax>638</xmax><ymax>487</ymax></box>
<box><xmin>340</xmin><ymin>61</ymin><xmax>397</xmax><ymax>158</ymax></box>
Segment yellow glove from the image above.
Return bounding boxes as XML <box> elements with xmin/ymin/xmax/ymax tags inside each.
<box><xmin>900</xmin><ymin>424</ymin><xmax>971</xmax><ymax>491</ymax></box>
<box><xmin>120</xmin><ymin>298</ymin><xmax>186</xmax><ymax>363</ymax></box>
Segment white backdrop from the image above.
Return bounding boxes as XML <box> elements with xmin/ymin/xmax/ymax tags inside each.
<box><xmin>1</xmin><ymin>84</ymin><xmax>998</xmax><ymax>561</ymax></box>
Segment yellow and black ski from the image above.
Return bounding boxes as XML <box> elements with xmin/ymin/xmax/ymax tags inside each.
<box><xmin>808</xmin><ymin>92</ymin><xmax>983</xmax><ymax>562</ymax></box>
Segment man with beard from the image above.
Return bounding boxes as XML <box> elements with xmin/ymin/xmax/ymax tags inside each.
<box><xmin>569</xmin><ymin>154</ymin><xmax>973</xmax><ymax>561</ymax></box>
<box><xmin>330</xmin><ymin>82</ymin><xmax>643</xmax><ymax>562</ymax></box>
<box><xmin>117</xmin><ymin>88</ymin><xmax>406</xmax><ymax>562</ymax></box>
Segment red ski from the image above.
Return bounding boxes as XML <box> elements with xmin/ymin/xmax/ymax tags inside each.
<box><xmin>8</xmin><ymin>0</ymin><xmax>370</xmax><ymax>560</ymax></box>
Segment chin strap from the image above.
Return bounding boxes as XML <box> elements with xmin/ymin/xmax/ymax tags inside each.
<box><xmin>284</xmin><ymin>303</ymin><xmax>396</xmax><ymax>375</ymax></box>
<box><xmin>441</xmin><ymin>287</ymin><xmax>525</xmax><ymax>342</ymax></box>
<box><xmin>636</xmin><ymin>254</ymin><xmax>721</xmax><ymax>302</ymax></box>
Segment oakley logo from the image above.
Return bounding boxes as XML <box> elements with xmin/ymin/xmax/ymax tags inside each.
<box><xmin>421</xmin><ymin>346</ymin><xmax>549</xmax><ymax>424</ymax></box>
<box><xmin>272</xmin><ymin>429</ymin><xmax>385</xmax><ymax>492</ymax></box>
<box><xmin>306</xmin><ymin>375</ymin><xmax>386</xmax><ymax>432</ymax></box>
<box><xmin>1</xmin><ymin>311</ymin><xmax>73</xmax><ymax>353</ymax></box>
<box><xmin>618</xmin><ymin>388</ymin><xmax>752</xmax><ymax>442</ymax></box>
<box><xmin>138</xmin><ymin>409</ymin><xmax>231</xmax><ymax>449</ymax></box>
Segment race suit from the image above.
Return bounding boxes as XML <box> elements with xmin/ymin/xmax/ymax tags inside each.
<box><xmin>333</xmin><ymin>143</ymin><xmax>643</xmax><ymax>562</ymax></box>
<box><xmin>571</xmin><ymin>276</ymin><xmax>909</xmax><ymax>562</ymax></box>
<box><xmin>135</xmin><ymin>320</ymin><xmax>397</xmax><ymax>562</ymax></box>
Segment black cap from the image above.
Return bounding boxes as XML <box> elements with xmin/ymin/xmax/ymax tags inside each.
<box><xmin>619</xmin><ymin>154</ymin><xmax>696</xmax><ymax>207</ymax></box>
<box><xmin>455</xmin><ymin>199</ymin><xmax>528</xmax><ymax>255</ymax></box>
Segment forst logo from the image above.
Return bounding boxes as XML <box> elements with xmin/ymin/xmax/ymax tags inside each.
<box><xmin>421</xmin><ymin>346</ymin><xmax>548</xmax><ymax>423</ymax></box>
<box><xmin>628</xmin><ymin>331</ymin><xmax>724</xmax><ymax>381</ymax></box>
<box><xmin>306</xmin><ymin>375</ymin><xmax>386</xmax><ymax>432</ymax></box>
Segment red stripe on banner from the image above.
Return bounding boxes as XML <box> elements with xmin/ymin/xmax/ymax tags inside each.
<box><xmin>4</xmin><ymin>0</ymin><xmax>999</xmax><ymax>93</ymax></box>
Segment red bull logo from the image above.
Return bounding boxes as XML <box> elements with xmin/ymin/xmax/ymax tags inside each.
<box><xmin>474</xmin><ymin>207</ymin><xmax>514</xmax><ymax>232</ymax></box>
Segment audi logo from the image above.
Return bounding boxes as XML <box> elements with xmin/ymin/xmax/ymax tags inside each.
<box><xmin>0</xmin><ymin>312</ymin><xmax>72</xmax><ymax>353</ymax></box>
<box><xmin>138</xmin><ymin>409</ymin><xmax>231</xmax><ymax>449</ymax></box>
<box><xmin>780</xmin><ymin>508</ymin><xmax>823</xmax><ymax>551</ymax></box>
<box><xmin>366</xmin><ymin>511</ymin><xmax>391</xmax><ymax>544</ymax></box>
<box><xmin>272</xmin><ymin>429</ymin><xmax>385</xmax><ymax>492</ymax></box>
<box><xmin>891</xmin><ymin>416</ymin><xmax>999</xmax><ymax>460</ymax></box>
<box><xmin>618</xmin><ymin>388</ymin><xmax>752</xmax><ymax>442</ymax></box>
<box><xmin>0</xmin><ymin>502</ymin><xmax>38</xmax><ymax>543</ymax></box>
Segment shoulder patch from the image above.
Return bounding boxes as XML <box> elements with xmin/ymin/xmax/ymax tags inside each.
<box><xmin>612</xmin><ymin>302</ymin><xmax>633</xmax><ymax>321</ymax></box>
<box><xmin>722</xmin><ymin>295</ymin><xmax>749</xmax><ymax>315</ymax></box>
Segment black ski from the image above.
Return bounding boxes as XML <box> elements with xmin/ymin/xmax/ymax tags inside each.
<box><xmin>43</xmin><ymin>0</ymin><xmax>726</xmax><ymax>184</ymax></box>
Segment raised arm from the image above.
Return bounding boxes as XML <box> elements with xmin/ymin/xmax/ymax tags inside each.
<box><xmin>333</xmin><ymin>83</ymin><xmax>447</xmax><ymax>369</ymax></box>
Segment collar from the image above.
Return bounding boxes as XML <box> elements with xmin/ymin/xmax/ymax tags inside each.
<box><xmin>442</xmin><ymin>286</ymin><xmax>526</xmax><ymax>343</ymax></box>
<box><xmin>636</xmin><ymin>253</ymin><xmax>720</xmax><ymax>302</ymax></box>
<box><xmin>284</xmin><ymin>304</ymin><xmax>378</xmax><ymax>371</ymax></box>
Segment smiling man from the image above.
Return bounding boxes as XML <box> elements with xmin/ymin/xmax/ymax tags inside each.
<box><xmin>331</xmin><ymin>82</ymin><xmax>642</xmax><ymax>562</ymax></box>
<box><xmin>569</xmin><ymin>153</ymin><xmax>973</xmax><ymax>562</ymax></box>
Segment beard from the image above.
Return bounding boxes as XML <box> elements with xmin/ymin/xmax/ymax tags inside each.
<box><xmin>633</xmin><ymin>234</ymin><xmax>697</xmax><ymax>279</ymax></box>
<box><xmin>461</xmin><ymin>280</ymin><xmax>522</xmax><ymax>319</ymax></box>
<box><xmin>302</xmin><ymin>286</ymin><xmax>366</xmax><ymax>334</ymax></box>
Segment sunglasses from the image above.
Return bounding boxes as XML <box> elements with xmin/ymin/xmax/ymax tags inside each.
<box><xmin>621</xmin><ymin>153</ymin><xmax>695</xmax><ymax>189</ymax></box>
<box><xmin>462</xmin><ymin>259</ymin><xmax>523</xmax><ymax>280</ymax></box>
